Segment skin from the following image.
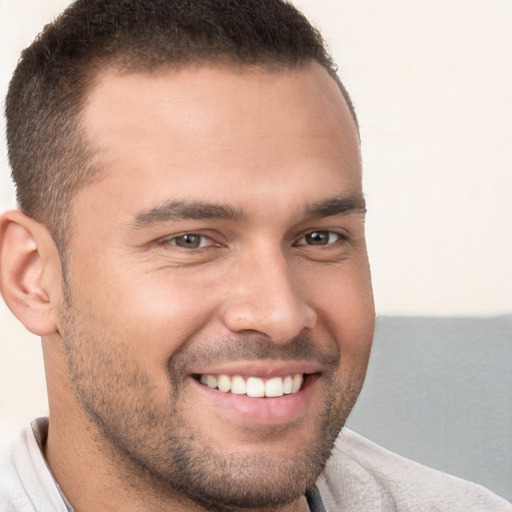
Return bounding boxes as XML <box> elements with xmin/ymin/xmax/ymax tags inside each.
<box><xmin>0</xmin><ymin>62</ymin><xmax>375</xmax><ymax>511</ymax></box>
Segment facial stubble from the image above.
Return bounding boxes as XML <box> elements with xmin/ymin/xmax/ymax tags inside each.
<box><xmin>59</xmin><ymin>301</ymin><xmax>364</xmax><ymax>510</ymax></box>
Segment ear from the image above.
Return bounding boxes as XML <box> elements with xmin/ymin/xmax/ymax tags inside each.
<box><xmin>0</xmin><ymin>210</ymin><xmax>63</xmax><ymax>336</ymax></box>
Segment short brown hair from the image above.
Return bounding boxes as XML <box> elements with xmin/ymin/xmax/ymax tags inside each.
<box><xmin>6</xmin><ymin>0</ymin><xmax>357</xmax><ymax>253</ymax></box>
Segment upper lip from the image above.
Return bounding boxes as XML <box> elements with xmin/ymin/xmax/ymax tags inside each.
<box><xmin>189</xmin><ymin>361</ymin><xmax>323</xmax><ymax>379</ymax></box>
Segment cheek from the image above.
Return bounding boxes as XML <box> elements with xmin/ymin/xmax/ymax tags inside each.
<box><xmin>68</xmin><ymin>261</ymin><xmax>220</xmax><ymax>367</ymax></box>
<box><xmin>306</xmin><ymin>261</ymin><xmax>375</xmax><ymax>363</ymax></box>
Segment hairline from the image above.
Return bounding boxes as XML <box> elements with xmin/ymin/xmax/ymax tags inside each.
<box><xmin>51</xmin><ymin>57</ymin><xmax>360</xmax><ymax>273</ymax></box>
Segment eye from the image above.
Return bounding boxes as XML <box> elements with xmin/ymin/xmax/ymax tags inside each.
<box><xmin>165</xmin><ymin>234</ymin><xmax>215</xmax><ymax>249</ymax></box>
<box><xmin>296</xmin><ymin>230</ymin><xmax>344</xmax><ymax>246</ymax></box>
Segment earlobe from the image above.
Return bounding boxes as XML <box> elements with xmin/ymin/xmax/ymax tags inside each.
<box><xmin>0</xmin><ymin>210</ymin><xmax>62</xmax><ymax>336</ymax></box>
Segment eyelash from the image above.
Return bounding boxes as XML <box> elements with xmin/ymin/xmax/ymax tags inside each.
<box><xmin>158</xmin><ymin>233</ymin><xmax>217</xmax><ymax>250</ymax></box>
<box><xmin>294</xmin><ymin>230</ymin><xmax>349</xmax><ymax>247</ymax></box>
<box><xmin>157</xmin><ymin>229</ymin><xmax>348</xmax><ymax>251</ymax></box>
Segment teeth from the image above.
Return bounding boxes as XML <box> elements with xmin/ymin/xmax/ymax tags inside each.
<box><xmin>217</xmin><ymin>374</ymin><xmax>231</xmax><ymax>392</ymax></box>
<box><xmin>231</xmin><ymin>375</ymin><xmax>247</xmax><ymax>395</ymax></box>
<box><xmin>292</xmin><ymin>374</ymin><xmax>303</xmax><ymax>393</ymax></box>
<box><xmin>265</xmin><ymin>377</ymin><xmax>284</xmax><ymax>397</ymax></box>
<box><xmin>198</xmin><ymin>373</ymin><xmax>304</xmax><ymax>397</ymax></box>
<box><xmin>206</xmin><ymin>375</ymin><xmax>218</xmax><ymax>389</ymax></box>
<box><xmin>246</xmin><ymin>377</ymin><xmax>265</xmax><ymax>397</ymax></box>
<box><xmin>283</xmin><ymin>375</ymin><xmax>293</xmax><ymax>394</ymax></box>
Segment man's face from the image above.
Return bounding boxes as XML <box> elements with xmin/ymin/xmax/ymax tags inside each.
<box><xmin>58</xmin><ymin>63</ymin><xmax>375</xmax><ymax>508</ymax></box>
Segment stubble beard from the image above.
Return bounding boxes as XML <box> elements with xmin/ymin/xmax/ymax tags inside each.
<box><xmin>59</xmin><ymin>302</ymin><xmax>364</xmax><ymax>511</ymax></box>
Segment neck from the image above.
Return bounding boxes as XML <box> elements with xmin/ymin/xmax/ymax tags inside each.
<box><xmin>43</xmin><ymin>400</ymin><xmax>311</xmax><ymax>511</ymax></box>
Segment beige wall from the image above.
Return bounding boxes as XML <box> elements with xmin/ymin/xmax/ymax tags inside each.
<box><xmin>1</xmin><ymin>1</ymin><xmax>511</xmax><ymax>431</ymax></box>
<box><xmin>295</xmin><ymin>0</ymin><xmax>512</xmax><ymax>316</ymax></box>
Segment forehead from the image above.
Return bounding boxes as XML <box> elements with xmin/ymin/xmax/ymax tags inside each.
<box><xmin>77</xmin><ymin>63</ymin><xmax>361</xmax><ymax>219</ymax></box>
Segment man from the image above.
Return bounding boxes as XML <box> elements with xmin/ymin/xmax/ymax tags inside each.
<box><xmin>0</xmin><ymin>1</ymin><xmax>509</xmax><ymax>511</ymax></box>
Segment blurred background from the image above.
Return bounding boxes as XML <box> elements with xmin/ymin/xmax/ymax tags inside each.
<box><xmin>1</xmin><ymin>0</ymin><xmax>511</xmax><ymax>501</ymax></box>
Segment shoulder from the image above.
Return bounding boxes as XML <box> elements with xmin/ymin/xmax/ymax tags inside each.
<box><xmin>317</xmin><ymin>428</ymin><xmax>512</xmax><ymax>512</ymax></box>
<box><xmin>0</xmin><ymin>421</ymin><xmax>68</xmax><ymax>512</ymax></box>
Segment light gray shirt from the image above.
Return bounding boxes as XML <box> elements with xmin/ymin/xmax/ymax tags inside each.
<box><xmin>1</xmin><ymin>418</ymin><xmax>510</xmax><ymax>511</ymax></box>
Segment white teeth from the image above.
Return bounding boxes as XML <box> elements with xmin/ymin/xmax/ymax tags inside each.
<box><xmin>206</xmin><ymin>375</ymin><xmax>218</xmax><ymax>389</ymax></box>
<box><xmin>292</xmin><ymin>374</ymin><xmax>303</xmax><ymax>393</ymax></box>
<box><xmin>231</xmin><ymin>375</ymin><xmax>247</xmax><ymax>395</ymax></box>
<box><xmin>217</xmin><ymin>374</ymin><xmax>231</xmax><ymax>392</ymax></box>
<box><xmin>283</xmin><ymin>375</ymin><xmax>293</xmax><ymax>394</ymax></box>
<box><xmin>265</xmin><ymin>377</ymin><xmax>284</xmax><ymax>397</ymax></box>
<box><xmin>198</xmin><ymin>373</ymin><xmax>304</xmax><ymax>397</ymax></box>
<box><xmin>246</xmin><ymin>377</ymin><xmax>265</xmax><ymax>397</ymax></box>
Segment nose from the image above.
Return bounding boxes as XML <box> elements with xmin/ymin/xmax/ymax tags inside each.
<box><xmin>220</xmin><ymin>247</ymin><xmax>317</xmax><ymax>344</ymax></box>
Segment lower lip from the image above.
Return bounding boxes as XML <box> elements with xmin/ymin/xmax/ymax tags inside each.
<box><xmin>190</xmin><ymin>374</ymin><xmax>320</xmax><ymax>425</ymax></box>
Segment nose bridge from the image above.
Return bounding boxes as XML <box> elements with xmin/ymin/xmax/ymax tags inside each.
<box><xmin>222</xmin><ymin>243</ymin><xmax>316</xmax><ymax>343</ymax></box>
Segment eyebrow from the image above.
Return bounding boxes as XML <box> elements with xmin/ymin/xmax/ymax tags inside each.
<box><xmin>306</xmin><ymin>195</ymin><xmax>366</xmax><ymax>217</ymax></box>
<box><xmin>132</xmin><ymin>194</ymin><xmax>366</xmax><ymax>228</ymax></box>
<box><xmin>133</xmin><ymin>201</ymin><xmax>243</xmax><ymax>227</ymax></box>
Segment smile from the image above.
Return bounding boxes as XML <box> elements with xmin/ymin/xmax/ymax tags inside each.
<box><xmin>197</xmin><ymin>374</ymin><xmax>304</xmax><ymax>397</ymax></box>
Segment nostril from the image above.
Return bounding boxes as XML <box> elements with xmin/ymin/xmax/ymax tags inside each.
<box><xmin>220</xmin><ymin>274</ymin><xmax>316</xmax><ymax>342</ymax></box>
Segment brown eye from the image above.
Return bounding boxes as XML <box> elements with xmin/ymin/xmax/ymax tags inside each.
<box><xmin>298</xmin><ymin>231</ymin><xmax>341</xmax><ymax>246</ymax></box>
